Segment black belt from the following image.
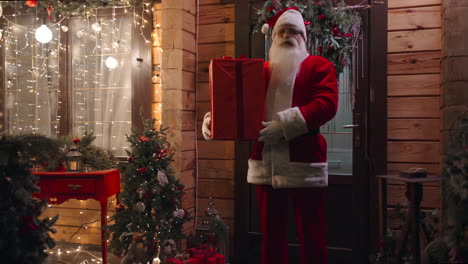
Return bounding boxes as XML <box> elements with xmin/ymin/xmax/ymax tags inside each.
<box><xmin>303</xmin><ymin>128</ymin><xmax>320</xmax><ymax>137</ymax></box>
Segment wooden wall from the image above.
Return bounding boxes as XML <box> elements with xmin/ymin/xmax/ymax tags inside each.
<box><xmin>160</xmin><ymin>0</ymin><xmax>197</xmax><ymax>246</ymax></box>
<box><xmin>196</xmin><ymin>0</ymin><xmax>236</xmax><ymax>255</ymax></box>
<box><xmin>386</xmin><ymin>0</ymin><xmax>442</xmax><ymax>227</ymax></box>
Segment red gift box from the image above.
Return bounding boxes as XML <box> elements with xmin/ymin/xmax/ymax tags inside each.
<box><xmin>166</xmin><ymin>257</ymin><xmax>200</xmax><ymax>264</ymax></box>
<box><xmin>209</xmin><ymin>57</ymin><xmax>265</xmax><ymax>140</ymax></box>
<box><xmin>213</xmin><ymin>254</ymin><xmax>225</xmax><ymax>264</ymax></box>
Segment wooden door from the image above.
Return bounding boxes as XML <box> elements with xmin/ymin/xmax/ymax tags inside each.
<box><xmin>233</xmin><ymin>1</ymin><xmax>387</xmax><ymax>263</ymax></box>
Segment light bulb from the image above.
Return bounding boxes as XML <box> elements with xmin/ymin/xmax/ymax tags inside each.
<box><xmin>35</xmin><ymin>25</ymin><xmax>53</xmax><ymax>44</ymax></box>
<box><xmin>105</xmin><ymin>56</ymin><xmax>118</xmax><ymax>69</ymax></box>
<box><xmin>152</xmin><ymin>74</ymin><xmax>160</xmax><ymax>84</ymax></box>
<box><xmin>6</xmin><ymin>80</ymin><xmax>13</xmax><ymax>88</ymax></box>
<box><xmin>76</xmin><ymin>29</ymin><xmax>84</xmax><ymax>38</ymax></box>
<box><xmin>92</xmin><ymin>22</ymin><xmax>101</xmax><ymax>32</ymax></box>
<box><xmin>111</xmin><ymin>41</ymin><xmax>120</xmax><ymax>49</ymax></box>
<box><xmin>61</xmin><ymin>25</ymin><xmax>69</xmax><ymax>32</ymax></box>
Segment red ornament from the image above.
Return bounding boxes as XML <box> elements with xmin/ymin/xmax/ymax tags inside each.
<box><xmin>344</xmin><ymin>33</ymin><xmax>353</xmax><ymax>38</ymax></box>
<box><xmin>139</xmin><ymin>136</ymin><xmax>149</xmax><ymax>142</ymax></box>
<box><xmin>332</xmin><ymin>27</ymin><xmax>339</xmax><ymax>35</ymax></box>
<box><xmin>137</xmin><ymin>167</ymin><xmax>147</xmax><ymax>174</ymax></box>
<box><xmin>304</xmin><ymin>21</ymin><xmax>311</xmax><ymax>26</ymax></box>
<box><xmin>318</xmin><ymin>14</ymin><xmax>325</xmax><ymax>20</ymax></box>
<box><xmin>73</xmin><ymin>137</ymin><xmax>81</xmax><ymax>144</ymax></box>
<box><xmin>47</xmin><ymin>4</ymin><xmax>53</xmax><ymax>21</ymax></box>
<box><xmin>268</xmin><ymin>6</ymin><xmax>275</xmax><ymax>12</ymax></box>
<box><xmin>328</xmin><ymin>45</ymin><xmax>334</xmax><ymax>51</ymax></box>
<box><xmin>317</xmin><ymin>46</ymin><xmax>323</xmax><ymax>54</ymax></box>
<box><xmin>143</xmin><ymin>191</ymin><xmax>152</xmax><ymax>200</ymax></box>
<box><xmin>156</xmin><ymin>149</ymin><xmax>168</xmax><ymax>160</ymax></box>
<box><xmin>115</xmin><ymin>203</ymin><xmax>125</xmax><ymax>212</ymax></box>
<box><xmin>25</xmin><ymin>1</ymin><xmax>38</xmax><ymax>7</ymax></box>
<box><xmin>317</xmin><ymin>1</ymin><xmax>323</xmax><ymax>6</ymax></box>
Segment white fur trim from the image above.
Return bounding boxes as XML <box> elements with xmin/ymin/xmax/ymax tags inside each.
<box><xmin>272</xmin><ymin>9</ymin><xmax>307</xmax><ymax>41</ymax></box>
<box><xmin>261</xmin><ymin>23</ymin><xmax>270</xmax><ymax>34</ymax></box>
<box><xmin>247</xmin><ymin>159</ymin><xmax>328</xmax><ymax>188</ymax></box>
<box><xmin>272</xmin><ymin>162</ymin><xmax>328</xmax><ymax>188</ymax></box>
<box><xmin>247</xmin><ymin>159</ymin><xmax>271</xmax><ymax>185</ymax></box>
<box><xmin>277</xmin><ymin>107</ymin><xmax>309</xmax><ymax>140</ymax></box>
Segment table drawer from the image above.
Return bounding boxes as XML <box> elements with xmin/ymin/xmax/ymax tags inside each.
<box><xmin>53</xmin><ymin>179</ymin><xmax>96</xmax><ymax>194</ymax></box>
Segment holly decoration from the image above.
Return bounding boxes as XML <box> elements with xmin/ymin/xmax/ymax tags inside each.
<box><xmin>256</xmin><ymin>0</ymin><xmax>362</xmax><ymax>75</ymax></box>
<box><xmin>25</xmin><ymin>0</ymin><xmax>38</xmax><ymax>8</ymax></box>
<box><xmin>106</xmin><ymin>114</ymin><xmax>191</xmax><ymax>263</ymax></box>
<box><xmin>0</xmin><ymin>0</ymin><xmax>147</xmax><ymax>21</ymax></box>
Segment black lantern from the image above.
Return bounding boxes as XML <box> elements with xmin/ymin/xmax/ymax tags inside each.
<box><xmin>195</xmin><ymin>196</ymin><xmax>229</xmax><ymax>262</ymax></box>
<box><xmin>65</xmin><ymin>147</ymin><xmax>83</xmax><ymax>172</ymax></box>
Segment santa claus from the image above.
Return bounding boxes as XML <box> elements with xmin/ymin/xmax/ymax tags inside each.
<box><xmin>202</xmin><ymin>7</ymin><xmax>338</xmax><ymax>264</ymax></box>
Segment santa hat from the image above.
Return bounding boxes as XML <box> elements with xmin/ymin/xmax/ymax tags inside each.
<box><xmin>261</xmin><ymin>7</ymin><xmax>307</xmax><ymax>41</ymax></box>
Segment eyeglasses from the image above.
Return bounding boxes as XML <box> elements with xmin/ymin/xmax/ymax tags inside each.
<box><xmin>276</xmin><ymin>27</ymin><xmax>302</xmax><ymax>36</ymax></box>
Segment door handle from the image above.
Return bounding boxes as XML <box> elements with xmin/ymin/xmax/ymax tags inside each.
<box><xmin>67</xmin><ymin>184</ymin><xmax>82</xmax><ymax>190</ymax></box>
<box><xmin>342</xmin><ymin>124</ymin><xmax>359</xmax><ymax>128</ymax></box>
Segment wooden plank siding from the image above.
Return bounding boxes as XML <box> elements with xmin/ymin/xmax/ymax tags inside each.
<box><xmin>196</xmin><ymin>0</ymin><xmax>236</xmax><ymax>255</ymax></box>
<box><xmin>386</xmin><ymin>0</ymin><xmax>442</xmax><ymax>229</ymax></box>
<box><xmin>160</xmin><ymin>0</ymin><xmax>198</xmax><ymax>242</ymax></box>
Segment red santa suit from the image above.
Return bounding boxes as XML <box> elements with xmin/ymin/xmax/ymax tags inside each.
<box><xmin>249</xmin><ymin>8</ymin><xmax>338</xmax><ymax>264</ymax></box>
<box><xmin>248</xmin><ymin>55</ymin><xmax>338</xmax><ymax>188</ymax></box>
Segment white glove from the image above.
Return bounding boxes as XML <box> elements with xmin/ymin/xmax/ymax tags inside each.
<box><xmin>202</xmin><ymin>112</ymin><xmax>213</xmax><ymax>141</ymax></box>
<box><xmin>258</xmin><ymin>120</ymin><xmax>284</xmax><ymax>144</ymax></box>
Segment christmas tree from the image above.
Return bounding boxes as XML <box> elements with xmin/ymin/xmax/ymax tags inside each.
<box><xmin>106</xmin><ymin>116</ymin><xmax>191</xmax><ymax>263</ymax></box>
<box><xmin>0</xmin><ymin>134</ymin><xmax>58</xmax><ymax>263</ymax></box>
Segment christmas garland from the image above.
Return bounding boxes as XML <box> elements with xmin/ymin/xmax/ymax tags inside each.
<box><xmin>256</xmin><ymin>0</ymin><xmax>362</xmax><ymax>75</ymax></box>
<box><xmin>0</xmin><ymin>0</ymin><xmax>147</xmax><ymax>20</ymax></box>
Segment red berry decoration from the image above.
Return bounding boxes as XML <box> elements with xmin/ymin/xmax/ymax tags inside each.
<box><xmin>268</xmin><ymin>6</ymin><xmax>275</xmax><ymax>12</ymax></box>
<box><xmin>317</xmin><ymin>1</ymin><xmax>322</xmax><ymax>6</ymax></box>
<box><xmin>328</xmin><ymin>45</ymin><xmax>334</xmax><ymax>51</ymax></box>
<box><xmin>137</xmin><ymin>167</ymin><xmax>147</xmax><ymax>174</ymax></box>
<box><xmin>319</xmin><ymin>14</ymin><xmax>326</xmax><ymax>20</ymax></box>
<box><xmin>25</xmin><ymin>0</ymin><xmax>38</xmax><ymax>7</ymax></box>
<box><xmin>47</xmin><ymin>3</ymin><xmax>53</xmax><ymax>21</ymax></box>
<box><xmin>332</xmin><ymin>27</ymin><xmax>339</xmax><ymax>35</ymax></box>
<box><xmin>139</xmin><ymin>136</ymin><xmax>149</xmax><ymax>142</ymax></box>
<box><xmin>344</xmin><ymin>33</ymin><xmax>353</xmax><ymax>38</ymax></box>
<box><xmin>115</xmin><ymin>203</ymin><xmax>125</xmax><ymax>212</ymax></box>
<box><xmin>73</xmin><ymin>137</ymin><xmax>81</xmax><ymax>144</ymax></box>
<box><xmin>304</xmin><ymin>21</ymin><xmax>311</xmax><ymax>26</ymax></box>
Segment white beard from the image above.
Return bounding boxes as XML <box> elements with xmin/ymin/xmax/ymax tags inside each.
<box><xmin>268</xmin><ymin>37</ymin><xmax>309</xmax><ymax>86</ymax></box>
<box><xmin>265</xmin><ymin>37</ymin><xmax>309</xmax><ymax>121</ymax></box>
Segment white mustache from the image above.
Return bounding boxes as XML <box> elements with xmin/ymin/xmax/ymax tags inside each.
<box><xmin>277</xmin><ymin>37</ymin><xmax>298</xmax><ymax>47</ymax></box>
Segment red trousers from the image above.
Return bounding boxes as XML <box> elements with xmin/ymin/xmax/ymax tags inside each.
<box><xmin>256</xmin><ymin>185</ymin><xmax>328</xmax><ymax>264</ymax></box>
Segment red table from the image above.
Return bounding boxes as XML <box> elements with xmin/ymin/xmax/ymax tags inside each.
<box><xmin>33</xmin><ymin>169</ymin><xmax>120</xmax><ymax>264</ymax></box>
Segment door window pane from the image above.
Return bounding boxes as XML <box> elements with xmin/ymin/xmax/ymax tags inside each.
<box><xmin>323</xmin><ymin>68</ymin><xmax>353</xmax><ymax>175</ymax></box>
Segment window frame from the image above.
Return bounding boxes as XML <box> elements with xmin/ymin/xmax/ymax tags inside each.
<box><xmin>0</xmin><ymin>6</ymin><xmax>152</xmax><ymax>140</ymax></box>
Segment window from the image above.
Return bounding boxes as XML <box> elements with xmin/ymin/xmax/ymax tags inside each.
<box><xmin>1</xmin><ymin>8</ymin><xmax>151</xmax><ymax>157</ymax></box>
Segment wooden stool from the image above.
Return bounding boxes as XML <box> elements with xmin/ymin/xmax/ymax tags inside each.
<box><xmin>377</xmin><ymin>175</ymin><xmax>440</xmax><ymax>264</ymax></box>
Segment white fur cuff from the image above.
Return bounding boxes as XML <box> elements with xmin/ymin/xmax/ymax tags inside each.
<box><xmin>277</xmin><ymin>107</ymin><xmax>309</xmax><ymax>140</ymax></box>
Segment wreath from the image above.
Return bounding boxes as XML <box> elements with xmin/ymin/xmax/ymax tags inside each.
<box><xmin>256</xmin><ymin>0</ymin><xmax>362</xmax><ymax>75</ymax></box>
